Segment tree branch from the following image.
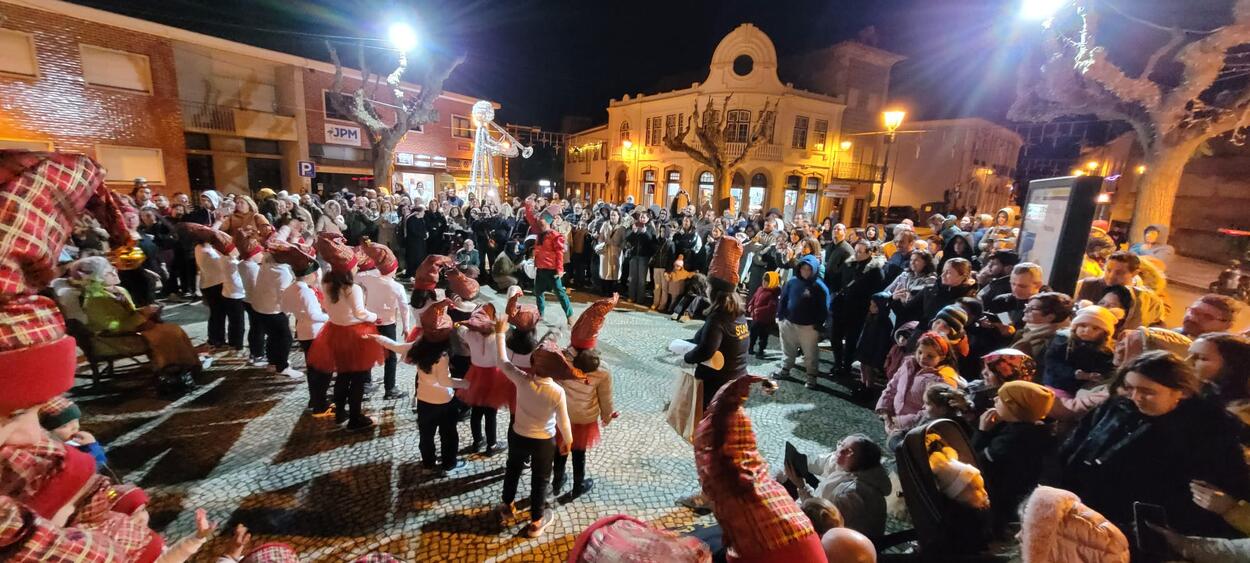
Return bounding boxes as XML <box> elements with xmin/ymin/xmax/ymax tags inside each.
<box><xmin>1143</xmin><ymin>27</ymin><xmax>1186</xmax><ymax>82</ymax></box>
<box><xmin>1162</xmin><ymin>0</ymin><xmax>1250</xmax><ymax>123</ymax></box>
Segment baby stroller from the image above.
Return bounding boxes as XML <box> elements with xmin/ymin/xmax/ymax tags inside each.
<box><xmin>879</xmin><ymin>419</ymin><xmax>1001</xmax><ymax>562</ymax></box>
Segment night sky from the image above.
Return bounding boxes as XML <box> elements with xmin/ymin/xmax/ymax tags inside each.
<box><xmin>66</xmin><ymin>0</ymin><xmax>1235</xmax><ymax>130</ymax></box>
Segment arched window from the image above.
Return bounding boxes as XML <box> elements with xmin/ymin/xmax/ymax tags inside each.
<box><xmin>749</xmin><ymin>173</ymin><xmax>767</xmax><ymax>213</ymax></box>
<box><xmin>620</xmin><ymin>121</ymin><xmax>631</xmax><ymax>143</ymax></box>
<box><xmin>698</xmin><ymin>171</ymin><xmax>715</xmax><ymax>209</ymax></box>
<box><xmin>666</xmin><ymin>170</ymin><xmax>682</xmax><ymax>207</ymax></box>
<box><xmin>731</xmin><ymin>172</ymin><xmax>746</xmax><ymax>214</ymax></box>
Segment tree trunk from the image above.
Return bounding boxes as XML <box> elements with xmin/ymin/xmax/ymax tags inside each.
<box><xmin>714</xmin><ymin>167</ymin><xmax>733</xmax><ymax>215</ymax></box>
<box><xmin>1128</xmin><ymin>143</ymin><xmax>1196</xmax><ymax>243</ymax></box>
<box><xmin>372</xmin><ymin>137</ymin><xmax>397</xmax><ymax>194</ymax></box>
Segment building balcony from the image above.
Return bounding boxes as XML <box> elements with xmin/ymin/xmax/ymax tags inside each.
<box><xmin>653</xmin><ymin>139</ymin><xmax>784</xmax><ymax>161</ymax></box>
<box><xmin>829</xmin><ymin>161</ymin><xmax>883</xmax><ymax>183</ymax></box>
<box><xmin>181</xmin><ymin>101</ymin><xmax>297</xmax><ymax>141</ymax></box>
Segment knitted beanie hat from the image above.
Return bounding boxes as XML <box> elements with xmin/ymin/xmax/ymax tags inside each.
<box><xmin>38</xmin><ymin>395</ymin><xmax>81</xmax><ymax>431</ymax></box>
<box><xmin>996</xmin><ymin>381</ymin><xmax>1055</xmax><ymax>423</ymax></box>
<box><xmin>570</xmin><ymin>293</ymin><xmax>617</xmax><ymax>351</ymax></box>
<box><xmin>412</xmin><ymin>254</ymin><xmax>452</xmax><ymax>291</ymax></box>
<box><xmin>268</xmin><ymin>241</ymin><xmax>319</xmax><ymax>277</ymax></box>
<box><xmin>981</xmin><ymin>348</ymin><xmax>1038</xmax><ymax>382</ymax></box>
<box><xmin>1072</xmin><ymin>305</ymin><xmax>1122</xmax><ymax>336</ymax></box>
<box><xmin>314</xmin><ymin>232</ymin><xmax>356</xmax><ymax>274</ymax></box>
<box><xmin>933</xmin><ymin>305</ymin><xmax>968</xmax><ymax>339</ymax></box>
<box><xmin>707</xmin><ymin>236</ymin><xmax>743</xmax><ymax>291</ymax></box>
<box><xmin>762</xmin><ymin>271</ymin><xmax>780</xmax><ymax>289</ymax></box>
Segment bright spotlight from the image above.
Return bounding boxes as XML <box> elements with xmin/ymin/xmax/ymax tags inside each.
<box><xmin>1020</xmin><ymin>0</ymin><xmax>1066</xmax><ymax>20</ymax></box>
<box><xmin>388</xmin><ymin>23</ymin><xmax>417</xmax><ymax>52</ymax></box>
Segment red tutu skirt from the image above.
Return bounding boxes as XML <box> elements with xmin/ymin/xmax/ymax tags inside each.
<box><xmin>405</xmin><ymin>326</ymin><xmax>422</xmax><ymax>342</ymax></box>
<box><xmin>457</xmin><ymin>364</ymin><xmax>515</xmax><ymax>409</ymax></box>
<box><xmin>556</xmin><ymin>421</ymin><xmax>602</xmax><ymax>451</ymax></box>
<box><xmin>307</xmin><ymin>322</ymin><xmax>384</xmax><ymax>373</ymax></box>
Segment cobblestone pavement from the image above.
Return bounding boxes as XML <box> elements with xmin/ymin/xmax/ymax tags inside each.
<box><xmin>72</xmin><ymin>286</ymin><xmax>884</xmax><ymax>562</ymax></box>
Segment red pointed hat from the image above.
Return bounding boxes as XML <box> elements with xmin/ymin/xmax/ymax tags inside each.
<box><xmin>413</xmin><ymin>254</ymin><xmax>452</xmax><ymax>291</ymax></box>
<box><xmin>0</xmin><ymin>151</ymin><xmax>130</xmax><ymax>414</ymax></box>
<box><xmin>269</xmin><ymin>241</ymin><xmax>319</xmax><ymax>277</ymax></box>
<box><xmin>361</xmin><ymin>239</ymin><xmax>399</xmax><ymax>276</ymax></box>
<box><xmin>315</xmin><ymin>231</ymin><xmax>357</xmax><ymax>273</ymax></box>
<box><xmin>695</xmin><ymin>376</ymin><xmax>825</xmax><ymax>561</ymax></box>
<box><xmin>179</xmin><ymin>222</ymin><xmax>235</xmax><ymax>255</ymax></box>
<box><xmin>707</xmin><ymin>235</ymin><xmax>743</xmax><ymax>291</ymax></box>
<box><xmin>506</xmin><ymin>286</ymin><xmax>540</xmax><ymax>331</ymax></box>
<box><xmin>460</xmin><ymin>302</ymin><xmax>497</xmax><ymax>334</ymax></box>
<box><xmin>233</xmin><ymin>226</ymin><xmax>263</xmax><ymax>260</ymax></box>
<box><xmin>420</xmin><ymin>299</ymin><xmax>454</xmax><ymax>342</ymax></box>
<box><xmin>531</xmin><ymin>340</ymin><xmax>584</xmax><ymax>381</ymax></box>
<box><xmin>570</xmin><ymin>293</ymin><xmax>617</xmax><ymax>350</ymax></box>
<box><xmin>354</xmin><ymin>244</ymin><xmax>377</xmax><ymax>272</ymax></box>
<box><xmin>445</xmin><ymin>266</ymin><xmax>480</xmax><ymax>300</ymax></box>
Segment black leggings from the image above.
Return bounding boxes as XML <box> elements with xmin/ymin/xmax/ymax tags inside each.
<box><xmin>254</xmin><ymin>311</ymin><xmax>293</xmax><ymax>370</ymax></box>
<box><xmin>203</xmin><ymin>284</ymin><xmax>244</xmax><ymax>347</ymax></box>
<box><xmin>749</xmin><ymin>321</ymin><xmax>773</xmax><ymax>352</ymax></box>
<box><xmin>377</xmin><ymin>323</ymin><xmax>398</xmax><ymax>391</ymax></box>
<box><xmin>300</xmin><ymin>340</ymin><xmax>331</xmax><ymax>411</ymax></box>
<box><xmin>502</xmin><ymin>429</ymin><xmax>556</xmax><ymax>522</ymax></box>
<box><xmin>417</xmin><ymin>400</ymin><xmax>459</xmax><ymax>469</ymax></box>
<box><xmin>471</xmin><ymin>406</ymin><xmax>498</xmax><ymax>447</ymax></box>
<box><xmin>553</xmin><ymin>449</ymin><xmax>587</xmax><ymax>490</ymax></box>
<box><xmin>333</xmin><ymin>370</ymin><xmax>370</xmax><ymax>423</ymax></box>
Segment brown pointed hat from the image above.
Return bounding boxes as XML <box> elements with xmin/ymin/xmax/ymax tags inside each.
<box><xmin>445</xmin><ymin>266</ymin><xmax>480</xmax><ymax>300</ymax></box>
<box><xmin>179</xmin><ymin>222</ymin><xmax>235</xmax><ymax>255</ymax></box>
<box><xmin>413</xmin><ymin>254</ymin><xmax>452</xmax><ymax>291</ymax></box>
<box><xmin>233</xmin><ymin>226</ymin><xmax>263</xmax><ymax>260</ymax></box>
<box><xmin>420</xmin><ymin>299</ymin><xmax>454</xmax><ymax>342</ymax></box>
<box><xmin>0</xmin><ymin>151</ymin><xmax>130</xmax><ymax>413</ymax></box>
<box><xmin>460</xmin><ymin>302</ymin><xmax>497</xmax><ymax>335</ymax></box>
<box><xmin>707</xmin><ymin>235</ymin><xmax>743</xmax><ymax>291</ymax></box>
<box><xmin>360</xmin><ymin>238</ymin><xmax>399</xmax><ymax>276</ymax></box>
<box><xmin>506</xmin><ymin>285</ymin><xmax>540</xmax><ymax>331</ymax></box>
<box><xmin>269</xmin><ymin>241</ymin><xmax>319</xmax><ymax>277</ymax></box>
<box><xmin>570</xmin><ymin>293</ymin><xmax>618</xmax><ymax>351</ymax></box>
<box><xmin>354</xmin><ymin>243</ymin><xmax>376</xmax><ymax>272</ymax></box>
<box><xmin>315</xmin><ymin>231</ymin><xmax>357</xmax><ymax>274</ymax></box>
<box><xmin>531</xmin><ymin>340</ymin><xmax>585</xmax><ymax>381</ymax></box>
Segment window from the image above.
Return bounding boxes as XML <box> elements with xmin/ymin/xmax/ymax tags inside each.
<box><xmin>0</xmin><ymin>29</ymin><xmax>38</xmax><ymax>77</ymax></box>
<box><xmin>698</xmin><ymin>171</ymin><xmax>714</xmax><ymax>207</ymax></box>
<box><xmin>80</xmin><ymin>45</ymin><xmax>151</xmax><ymax>93</ymax></box>
<box><xmin>323</xmin><ymin>91</ymin><xmax>354</xmax><ymax>121</ymax></box>
<box><xmin>665</xmin><ymin>115</ymin><xmax>678</xmax><ymax>143</ymax></box>
<box><xmin>183</xmin><ymin>133</ymin><xmax>210</xmax><ymax>151</ymax></box>
<box><xmin>95</xmin><ymin>145</ymin><xmax>165</xmax><ymax>183</ymax></box>
<box><xmin>0</xmin><ymin>138</ymin><xmax>52</xmax><ymax>151</ymax></box>
<box><xmin>452</xmin><ymin>115</ymin><xmax>473</xmax><ymax>139</ymax></box>
<box><xmin>749</xmin><ymin>173</ymin><xmax>767</xmax><ymax>213</ymax></box>
<box><xmin>726</xmin><ymin>110</ymin><xmax>751</xmax><ymax>143</ymax></box>
<box><xmin>791</xmin><ymin>116</ymin><xmax>809</xmax><ymax>149</ymax></box>
<box><xmin>813</xmin><ymin>120</ymin><xmax>828</xmax><ymax>150</ymax></box>
<box><xmin>620</xmin><ymin>121</ymin><xmax>631</xmax><ymax>143</ymax></box>
<box><xmin>847</xmin><ymin>88</ymin><xmax>861</xmax><ymax>109</ymax></box>
<box><xmin>186</xmin><ymin>154</ymin><xmax>214</xmax><ymax>191</ymax></box>
<box><xmin>666</xmin><ymin>170</ymin><xmax>681</xmax><ymax>205</ymax></box>
<box><xmin>803</xmin><ymin>177</ymin><xmax>821</xmax><ymax>217</ymax></box>
<box><xmin>646</xmin><ymin>116</ymin><xmax>663</xmax><ymax>146</ymax></box>
<box><xmin>783</xmin><ymin>175</ymin><xmax>801</xmax><ymax>221</ymax></box>
<box><xmin>247</xmin><ymin>158</ymin><xmax>282</xmax><ymax>195</ymax></box>
<box><xmin>244</xmin><ymin>138</ymin><xmax>280</xmax><ymax>155</ymax></box>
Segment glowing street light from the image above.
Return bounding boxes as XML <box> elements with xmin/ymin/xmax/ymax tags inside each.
<box><xmin>1135</xmin><ymin>164</ymin><xmax>1147</xmax><ymax>174</ymax></box>
<box><xmin>622</xmin><ymin>139</ymin><xmax>633</xmax><ymax>150</ymax></box>
<box><xmin>1020</xmin><ymin>0</ymin><xmax>1067</xmax><ymax>21</ymax></box>
<box><xmin>1086</xmin><ymin>160</ymin><xmax>1099</xmax><ymax>170</ymax></box>
<box><xmin>839</xmin><ymin>140</ymin><xmax>853</xmax><ymax>151</ymax></box>
<box><xmin>388</xmin><ymin>23</ymin><xmax>417</xmax><ymax>52</ymax></box>
<box><xmin>882</xmin><ymin>110</ymin><xmax>906</xmax><ymax>134</ymax></box>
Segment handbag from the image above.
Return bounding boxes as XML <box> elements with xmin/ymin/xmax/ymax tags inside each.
<box><xmin>665</xmin><ymin>371</ymin><xmax>704</xmax><ymax>444</ymax></box>
<box><xmin>594</xmin><ymin>241</ymin><xmax>607</xmax><ymax>255</ymax></box>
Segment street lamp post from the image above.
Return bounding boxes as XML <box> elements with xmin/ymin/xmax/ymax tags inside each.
<box><xmin>875</xmin><ymin>110</ymin><xmax>906</xmax><ymax>224</ymax></box>
<box><xmin>622</xmin><ymin>139</ymin><xmax>638</xmax><ymax>204</ymax></box>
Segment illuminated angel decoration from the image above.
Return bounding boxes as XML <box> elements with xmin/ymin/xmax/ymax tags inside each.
<box><xmin>468</xmin><ymin>100</ymin><xmax>531</xmax><ymax>201</ymax></box>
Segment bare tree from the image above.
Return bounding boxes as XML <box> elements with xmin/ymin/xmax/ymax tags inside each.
<box><xmin>1011</xmin><ymin>0</ymin><xmax>1250</xmax><ymax>241</ymax></box>
<box><xmin>664</xmin><ymin>95</ymin><xmax>777</xmax><ymax>214</ymax></box>
<box><xmin>326</xmin><ymin>42</ymin><xmax>465</xmax><ymax>192</ymax></box>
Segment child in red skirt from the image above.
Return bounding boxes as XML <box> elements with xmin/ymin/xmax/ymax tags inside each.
<box><xmin>274</xmin><ymin>243</ymin><xmax>331</xmax><ymax>415</ymax></box>
<box><xmin>307</xmin><ymin>233</ymin><xmax>384</xmax><ymax>432</ymax></box>
<box><xmin>554</xmin><ymin>348</ymin><xmax>614</xmax><ymax>499</ymax></box>
<box><xmin>456</xmin><ymin>301</ymin><xmax>511</xmax><ymax>455</ymax></box>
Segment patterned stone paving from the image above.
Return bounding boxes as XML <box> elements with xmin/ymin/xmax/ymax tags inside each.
<box><xmin>71</xmin><ymin>287</ymin><xmax>885</xmax><ymax>562</ymax></box>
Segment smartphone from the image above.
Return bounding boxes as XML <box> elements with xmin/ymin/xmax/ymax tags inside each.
<box><xmin>1133</xmin><ymin>502</ymin><xmax>1171</xmax><ymax>557</ymax></box>
<box><xmin>996</xmin><ymin>311</ymin><xmax>1014</xmax><ymax>325</ymax></box>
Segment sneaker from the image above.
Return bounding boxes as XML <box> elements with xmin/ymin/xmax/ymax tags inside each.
<box><xmin>569</xmin><ymin>478</ymin><xmax>595</xmax><ymax>500</ymax></box>
<box><xmin>805</xmin><ymin>375</ymin><xmax>818</xmax><ymax>390</ymax></box>
<box><xmin>199</xmin><ymin>355</ymin><xmax>214</xmax><ymax>370</ymax></box>
<box><xmin>552</xmin><ymin>474</ymin><xmax>568</xmax><ymax>497</ymax></box>
<box><xmin>250</xmin><ymin>356</ymin><xmax>267</xmax><ymax>366</ymax></box>
<box><xmin>334</xmin><ymin>410</ymin><xmax>348</xmax><ymax>425</ymax></box>
<box><xmin>678</xmin><ymin>314</ymin><xmax>691</xmax><ymax>323</ymax></box>
<box><xmin>495</xmin><ymin>502</ymin><xmax>517</xmax><ymax>526</ymax></box>
<box><xmin>524</xmin><ymin>508</ymin><xmax>554</xmax><ymax>538</ymax></box>
<box><xmin>754</xmin><ymin>351</ymin><xmax>767</xmax><ymax>360</ymax></box>
<box><xmin>279</xmin><ymin>367</ymin><xmax>304</xmax><ymax>379</ymax></box>
<box><xmin>463</xmin><ymin>441</ymin><xmax>484</xmax><ymax>455</ymax></box>
<box><xmin>383</xmin><ymin>389</ymin><xmax>409</xmax><ymax>400</ymax></box>
<box><xmin>772</xmin><ymin>368</ymin><xmax>792</xmax><ymax>380</ymax></box>
<box><xmin>677</xmin><ymin>492</ymin><xmax>710</xmax><ymax>511</ymax></box>
<box><xmin>345</xmin><ymin>416</ymin><xmax>375</xmax><ymax>432</ymax></box>
<box><xmin>439</xmin><ymin>460</ymin><xmax>466</xmax><ymax>476</ymax></box>
<box><xmin>484</xmin><ymin>443</ymin><xmax>506</xmax><ymax>457</ymax></box>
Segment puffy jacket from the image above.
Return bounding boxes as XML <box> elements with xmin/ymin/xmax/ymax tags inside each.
<box><xmin>525</xmin><ymin>202</ymin><xmax>565</xmax><ymax>272</ymax></box>
<box><xmin>806</xmin><ymin>455</ymin><xmax>893</xmax><ymax>538</ymax></box>
<box><xmin>1019</xmin><ymin>486</ymin><xmax>1129</xmax><ymax>563</ymax></box>
<box><xmin>777</xmin><ymin>255</ymin><xmax>830</xmax><ymax>327</ymax></box>
<box><xmin>875</xmin><ymin>357</ymin><xmax>962</xmax><ymax>431</ymax></box>
<box><xmin>747</xmin><ymin>286</ymin><xmax>780</xmax><ymax>325</ymax></box>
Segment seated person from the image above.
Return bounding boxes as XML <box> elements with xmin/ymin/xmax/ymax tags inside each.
<box><xmin>780</xmin><ymin>434</ymin><xmax>892</xmax><ymax>539</ymax></box>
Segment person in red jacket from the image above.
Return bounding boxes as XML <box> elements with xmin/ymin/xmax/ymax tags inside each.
<box><xmin>525</xmin><ymin>196</ymin><xmax>574</xmax><ymax>324</ymax></box>
<box><xmin>747</xmin><ymin>271</ymin><xmax>781</xmax><ymax>359</ymax></box>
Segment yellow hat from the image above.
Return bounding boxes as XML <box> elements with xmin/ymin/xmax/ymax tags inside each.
<box><xmin>763</xmin><ymin>271</ymin><xmax>780</xmax><ymax>289</ymax></box>
<box><xmin>997</xmin><ymin>381</ymin><xmax>1055</xmax><ymax>423</ymax></box>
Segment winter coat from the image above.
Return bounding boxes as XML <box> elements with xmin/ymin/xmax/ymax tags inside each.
<box><xmin>649</xmin><ymin>237</ymin><xmax>677</xmax><ymax>271</ymax></box>
<box><xmin>747</xmin><ymin>286</ymin><xmax>780</xmax><ymax>327</ymax></box>
<box><xmin>1012</xmin><ymin>323</ymin><xmax>1063</xmax><ymax>370</ymax></box>
<box><xmin>805</xmin><ymin>455</ymin><xmax>893</xmax><ymax>538</ymax></box>
<box><xmin>832</xmin><ymin>255</ymin><xmax>887</xmax><ymax>331</ymax></box>
<box><xmin>777</xmin><ymin>255</ymin><xmax>830</xmax><ymax>327</ymax></box>
<box><xmin>978</xmin><ymin>207</ymin><xmax>1018</xmax><ymax>254</ymax></box>
<box><xmin>624</xmin><ymin>225</ymin><xmax>658</xmax><ymax>259</ymax></box>
<box><xmin>881</xmin><ymin>270</ymin><xmax>936</xmax><ymax>299</ymax></box>
<box><xmin>974</xmin><ymin>421</ymin><xmax>1057</xmax><ymax>531</ymax></box>
<box><xmin>1060</xmin><ymin>396</ymin><xmax>1250</xmax><ymax>537</ymax></box>
<box><xmin>597</xmin><ymin>222</ymin><xmax>626</xmax><ymax>280</ymax></box>
<box><xmin>1041</xmin><ymin>331</ymin><xmax>1115</xmax><ymax>396</ymax></box>
<box><xmin>875</xmin><ymin>357</ymin><xmax>962</xmax><ymax>432</ymax></box>
<box><xmin>1019</xmin><ymin>486</ymin><xmax>1130</xmax><ymax>563</ymax></box>
<box><xmin>938</xmin><ymin>232</ymin><xmax>978</xmax><ymax>273</ymax></box>
<box><xmin>901</xmin><ymin>279</ymin><xmax>978</xmax><ymax>328</ymax></box>
<box><xmin>672</xmin><ymin>230</ymin><xmax>704</xmax><ymax>271</ymax></box>
<box><xmin>857</xmin><ymin>295</ymin><xmax>896</xmax><ymax>371</ymax></box>
<box><xmin>684</xmin><ymin>308</ymin><xmax>750</xmax><ymax>397</ymax></box>
<box><xmin>822</xmin><ymin>239</ymin><xmax>854</xmax><ymax>292</ymax></box>
<box><xmin>1074</xmin><ymin>278</ymin><xmax>1166</xmax><ymax>330</ymax></box>
<box><xmin>977</xmin><ymin>275</ymin><xmax>1011</xmax><ymax>304</ymax></box>
<box><xmin>1128</xmin><ymin>223</ymin><xmax>1176</xmax><ymax>267</ymax></box>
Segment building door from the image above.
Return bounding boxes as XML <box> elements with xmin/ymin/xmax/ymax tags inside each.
<box><xmin>783</xmin><ymin>175</ymin><xmax>801</xmax><ymax>222</ymax></box>
<box><xmin>643</xmin><ymin>169</ymin><xmax>656</xmax><ymax>208</ymax></box>
<box><xmin>802</xmin><ymin>177</ymin><xmax>821</xmax><ymax>221</ymax></box>
<box><xmin>730</xmin><ymin>172</ymin><xmax>746</xmax><ymax>215</ymax></box>
<box><xmin>698</xmin><ymin>171</ymin><xmax>714</xmax><ymax>210</ymax></box>
<box><xmin>666</xmin><ymin>170</ymin><xmax>681</xmax><ymax>209</ymax></box>
<box><xmin>615</xmin><ymin>169</ymin><xmax>628</xmax><ymax>202</ymax></box>
<box><xmin>749</xmin><ymin>173</ymin><xmax>767</xmax><ymax>214</ymax></box>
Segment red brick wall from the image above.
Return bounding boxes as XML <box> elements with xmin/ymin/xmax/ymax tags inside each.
<box><xmin>0</xmin><ymin>4</ymin><xmax>188</xmax><ymax>195</ymax></box>
<box><xmin>302</xmin><ymin>68</ymin><xmax>477</xmax><ymax>163</ymax></box>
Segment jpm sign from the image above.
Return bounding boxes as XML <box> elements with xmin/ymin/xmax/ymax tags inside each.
<box><xmin>325</xmin><ymin>123</ymin><xmax>362</xmax><ymax>146</ymax></box>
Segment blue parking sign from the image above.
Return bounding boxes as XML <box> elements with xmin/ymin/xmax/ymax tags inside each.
<box><xmin>297</xmin><ymin>160</ymin><xmax>316</xmax><ymax>178</ymax></box>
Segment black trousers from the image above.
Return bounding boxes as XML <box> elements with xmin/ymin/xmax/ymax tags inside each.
<box><xmin>202</xmin><ymin>284</ymin><xmax>232</xmax><ymax>346</ymax></box>
<box><xmin>377</xmin><ymin>323</ymin><xmax>398</xmax><ymax>391</ymax></box>
<box><xmin>333</xmin><ymin>370</ymin><xmax>370</xmax><ymax>423</ymax></box>
<box><xmin>174</xmin><ymin>248</ymin><xmax>197</xmax><ymax>296</ymax></box>
<box><xmin>553</xmin><ymin>448</ymin><xmax>587</xmax><ymax>490</ymax></box>
<box><xmin>471</xmin><ymin>406</ymin><xmax>498</xmax><ymax>447</ymax></box>
<box><xmin>502</xmin><ymin>429</ymin><xmax>556</xmax><ymax>522</ymax></box>
<box><xmin>417</xmin><ymin>400</ymin><xmax>460</xmax><ymax>469</ymax></box>
<box><xmin>254</xmin><ymin>311</ymin><xmax>293</xmax><ymax>370</ymax></box>
<box><xmin>300</xmin><ymin>340</ymin><xmax>331</xmax><ymax>411</ymax></box>
<box><xmin>749</xmin><ymin>321</ymin><xmax>773</xmax><ymax>352</ymax></box>
<box><xmin>245</xmin><ymin>304</ymin><xmax>265</xmax><ymax>358</ymax></box>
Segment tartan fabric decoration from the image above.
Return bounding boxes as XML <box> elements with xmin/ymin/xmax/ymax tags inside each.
<box><xmin>269</xmin><ymin>241</ymin><xmax>318</xmax><ymax>277</ymax></box>
<box><xmin>241</xmin><ymin>542</ymin><xmax>301</xmax><ymax>562</ymax></box>
<box><xmin>178</xmin><ymin>223</ymin><xmax>233</xmax><ymax>255</ymax></box>
<box><xmin>445</xmin><ymin>266</ymin><xmax>479</xmax><ymax>300</ymax></box>
<box><xmin>531</xmin><ymin>340</ymin><xmax>585</xmax><ymax>382</ymax></box>
<box><xmin>314</xmin><ymin>232</ymin><xmax>357</xmax><ymax>274</ymax></box>
<box><xmin>411</xmin><ymin>254</ymin><xmax>452</xmax><ymax>291</ymax></box>
<box><xmin>460</xmin><ymin>302</ymin><xmax>497</xmax><ymax>334</ymax></box>
<box><xmin>505</xmin><ymin>286</ymin><xmax>540</xmax><ymax>331</ymax></box>
<box><xmin>360</xmin><ymin>239</ymin><xmax>398</xmax><ymax>276</ymax></box>
<box><xmin>0</xmin><ymin>496</ymin><xmax>121</xmax><ymax>562</ymax></box>
<box><xmin>707</xmin><ymin>235</ymin><xmax>743</xmax><ymax>289</ymax></box>
<box><xmin>0</xmin><ymin>151</ymin><xmax>128</xmax><ymax>352</ymax></box>
<box><xmin>0</xmin><ymin>434</ymin><xmax>65</xmax><ymax>502</ymax></box>
<box><xmin>76</xmin><ymin>511</ymin><xmax>162</xmax><ymax>563</ymax></box>
<box><xmin>420</xmin><ymin>299</ymin><xmax>454</xmax><ymax>343</ymax></box>
<box><xmin>695</xmin><ymin>376</ymin><xmax>818</xmax><ymax>559</ymax></box>
<box><xmin>570</xmin><ymin>293</ymin><xmax>618</xmax><ymax>350</ymax></box>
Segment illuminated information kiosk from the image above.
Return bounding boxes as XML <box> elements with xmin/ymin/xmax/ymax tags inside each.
<box><xmin>1016</xmin><ymin>175</ymin><xmax>1102</xmax><ymax>295</ymax></box>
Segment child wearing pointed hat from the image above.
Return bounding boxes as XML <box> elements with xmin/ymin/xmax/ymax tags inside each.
<box><xmin>275</xmin><ymin>242</ymin><xmax>332</xmax><ymax>414</ymax></box>
<box><xmin>182</xmin><ymin>222</ymin><xmax>245</xmax><ymax>353</ymax></box>
<box><xmin>553</xmin><ymin>294</ymin><xmax>619</xmax><ymax>500</ymax></box>
<box><xmin>306</xmin><ymin>233</ymin><xmax>385</xmax><ymax>432</ymax></box>
<box><xmin>251</xmin><ymin>239</ymin><xmax>298</xmax><ymax>378</ymax></box>
<box><xmin>455</xmin><ymin>300</ymin><xmax>510</xmax><ymax>455</ymax></box>
<box><xmin>356</xmin><ymin>239</ymin><xmax>411</xmax><ymax>401</ymax></box>
<box><xmin>235</xmin><ymin>226</ymin><xmax>268</xmax><ymax>366</ymax></box>
<box><xmin>973</xmin><ymin>380</ymin><xmax>1056</xmax><ymax>536</ymax></box>
<box><xmin>407</xmin><ymin>254</ymin><xmax>453</xmax><ymax>341</ymax></box>
<box><xmin>493</xmin><ymin>313</ymin><xmax>575</xmax><ymax>538</ymax></box>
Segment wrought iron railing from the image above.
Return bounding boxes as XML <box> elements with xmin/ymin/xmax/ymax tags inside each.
<box><xmin>829</xmin><ymin>161</ymin><xmax>883</xmax><ymax>183</ymax></box>
<box><xmin>181</xmin><ymin>101</ymin><xmax>236</xmax><ymax>134</ymax></box>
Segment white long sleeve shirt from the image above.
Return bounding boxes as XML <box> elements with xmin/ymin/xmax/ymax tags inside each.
<box><xmin>194</xmin><ymin>245</ymin><xmax>224</xmax><ymax>289</ymax></box>
<box><xmin>417</xmin><ymin>356</ymin><xmax>468</xmax><ymax>405</ymax></box>
<box><xmin>458</xmin><ymin>328</ymin><xmax>498</xmax><ymax>368</ymax></box>
<box><xmin>217</xmin><ymin>254</ymin><xmax>245</xmax><ymax>299</ymax></box>
<box><xmin>324</xmin><ymin>284</ymin><xmax>377</xmax><ymax>325</ymax></box>
<box><xmin>496</xmin><ymin>336</ymin><xmax>571</xmax><ymax>443</ymax></box>
<box><xmin>281</xmin><ymin>281</ymin><xmax>328</xmax><ymax>341</ymax></box>
<box><xmin>237</xmin><ymin>259</ymin><xmax>260</xmax><ymax>304</ymax></box>
<box><xmin>252</xmin><ymin>262</ymin><xmax>294</xmax><ymax>315</ymax></box>
<box><xmin>356</xmin><ymin>270</ymin><xmax>409</xmax><ymax>331</ymax></box>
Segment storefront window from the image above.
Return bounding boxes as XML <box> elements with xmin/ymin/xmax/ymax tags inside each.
<box><xmin>802</xmin><ymin>177</ymin><xmax>821</xmax><ymax>219</ymax></box>
<box><xmin>666</xmin><ymin>170</ymin><xmax>682</xmax><ymax>207</ymax></box>
<box><xmin>749</xmin><ymin>173</ymin><xmax>767</xmax><ymax>214</ymax></box>
<box><xmin>783</xmin><ymin>175</ymin><xmax>801</xmax><ymax>222</ymax></box>
<box><xmin>698</xmin><ymin>171</ymin><xmax>714</xmax><ymax>209</ymax></box>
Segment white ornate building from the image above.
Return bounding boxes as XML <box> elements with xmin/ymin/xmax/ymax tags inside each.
<box><xmin>565</xmin><ymin>24</ymin><xmax>905</xmax><ymax>225</ymax></box>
